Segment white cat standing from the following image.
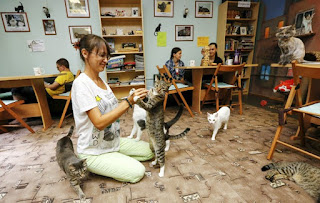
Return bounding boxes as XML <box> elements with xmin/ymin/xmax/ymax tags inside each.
<box><xmin>207</xmin><ymin>107</ymin><xmax>230</xmax><ymax>141</ymax></box>
<box><xmin>128</xmin><ymin>88</ymin><xmax>146</xmax><ymax>141</ymax></box>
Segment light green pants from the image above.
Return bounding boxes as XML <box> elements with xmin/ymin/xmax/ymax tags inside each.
<box><xmin>78</xmin><ymin>138</ymin><xmax>154</xmax><ymax>183</ymax></box>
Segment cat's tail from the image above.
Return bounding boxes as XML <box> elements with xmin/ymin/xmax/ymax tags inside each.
<box><xmin>165</xmin><ymin>128</ymin><xmax>190</xmax><ymax>140</ymax></box>
<box><xmin>261</xmin><ymin>163</ymin><xmax>276</xmax><ymax>171</ymax></box>
<box><xmin>66</xmin><ymin>126</ymin><xmax>74</xmax><ymax>137</ymax></box>
<box><xmin>317</xmin><ymin>195</ymin><xmax>320</xmax><ymax>203</ymax></box>
<box><xmin>165</xmin><ymin>104</ymin><xmax>183</xmax><ymax>129</ymax></box>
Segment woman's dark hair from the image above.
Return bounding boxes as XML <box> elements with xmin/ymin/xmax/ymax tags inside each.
<box><xmin>79</xmin><ymin>34</ymin><xmax>111</xmax><ymax>61</ymax></box>
<box><xmin>56</xmin><ymin>58</ymin><xmax>69</xmax><ymax>69</ymax></box>
<box><xmin>170</xmin><ymin>47</ymin><xmax>182</xmax><ymax>59</ymax></box>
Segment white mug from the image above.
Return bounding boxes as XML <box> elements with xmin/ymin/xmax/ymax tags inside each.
<box><xmin>189</xmin><ymin>60</ymin><xmax>195</xmax><ymax>67</ymax></box>
<box><xmin>226</xmin><ymin>59</ymin><xmax>233</xmax><ymax>65</ymax></box>
<box><xmin>33</xmin><ymin>67</ymin><xmax>45</xmax><ymax>76</ymax></box>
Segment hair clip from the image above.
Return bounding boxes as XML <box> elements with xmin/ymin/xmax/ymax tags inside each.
<box><xmin>73</xmin><ymin>41</ymin><xmax>80</xmax><ymax>50</ymax></box>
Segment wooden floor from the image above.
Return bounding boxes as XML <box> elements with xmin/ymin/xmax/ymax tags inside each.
<box><xmin>0</xmin><ymin>100</ymin><xmax>319</xmax><ymax>202</ymax></box>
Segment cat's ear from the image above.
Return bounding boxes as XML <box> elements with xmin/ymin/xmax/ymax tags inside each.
<box><xmin>207</xmin><ymin>112</ymin><xmax>210</xmax><ymax>117</ymax></box>
<box><xmin>215</xmin><ymin>113</ymin><xmax>219</xmax><ymax>118</ymax></box>
<box><xmin>155</xmin><ymin>74</ymin><xmax>160</xmax><ymax>82</ymax></box>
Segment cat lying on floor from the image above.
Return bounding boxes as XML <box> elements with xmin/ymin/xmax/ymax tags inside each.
<box><xmin>207</xmin><ymin>106</ymin><xmax>230</xmax><ymax>141</ymax></box>
<box><xmin>262</xmin><ymin>161</ymin><xmax>320</xmax><ymax>202</ymax></box>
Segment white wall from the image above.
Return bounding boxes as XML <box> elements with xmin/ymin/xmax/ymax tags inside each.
<box><xmin>0</xmin><ymin>0</ymin><xmax>221</xmax><ymax>85</ymax></box>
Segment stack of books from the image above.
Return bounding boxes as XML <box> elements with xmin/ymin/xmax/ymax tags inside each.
<box><xmin>135</xmin><ymin>55</ymin><xmax>144</xmax><ymax>70</ymax></box>
<box><xmin>130</xmin><ymin>75</ymin><xmax>145</xmax><ymax>85</ymax></box>
<box><xmin>239</xmin><ymin>38</ymin><xmax>254</xmax><ymax>50</ymax></box>
<box><xmin>106</xmin><ymin>55</ymin><xmax>126</xmax><ymax>72</ymax></box>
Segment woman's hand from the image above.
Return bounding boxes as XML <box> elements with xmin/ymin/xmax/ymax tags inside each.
<box><xmin>128</xmin><ymin>88</ymin><xmax>149</xmax><ymax>104</ymax></box>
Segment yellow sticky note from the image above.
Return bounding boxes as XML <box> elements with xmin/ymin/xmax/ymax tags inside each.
<box><xmin>157</xmin><ymin>32</ymin><xmax>167</xmax><ymax>47</ymax></box>
<box><xmin>197</xmin><ymin>36</ymin><xmax>209</xmax><ymax>47</ymax></box>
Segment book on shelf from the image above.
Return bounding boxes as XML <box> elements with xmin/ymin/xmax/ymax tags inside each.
<box><xmin>105</xmin><ymin>38</ymin><xmax>115</xmax><ymax>53</ymax></box>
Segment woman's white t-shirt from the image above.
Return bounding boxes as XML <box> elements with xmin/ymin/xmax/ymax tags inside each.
<box><xmin>71</xmin><ymin>73</ymin><xmax>120</xmax><ymax>155</ymax></box>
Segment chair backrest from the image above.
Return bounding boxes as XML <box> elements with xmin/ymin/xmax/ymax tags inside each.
<box><xmin>64</xmin><ymin>70</ymin><xmax>82</xmax><ymax>93</ymax></box>
<box><xmin>156</xmin><ymin>65</ymin><xmax>174</xmax><ymax>83</ymax></box>
<box><xmin>292</xmin><ymin>61</ymin><xmax>320</xmax><ymax>105</ymax></box>
<box><xmin>214</xmin><ymin>63</ymin><xmax>245</xmax><ymax>85</ymax></box>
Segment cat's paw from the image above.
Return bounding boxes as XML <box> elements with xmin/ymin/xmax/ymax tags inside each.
<box><xmin>127</xmin><ymin>135</ymin><xmax>134</xmax><ymax>139</ymax></box>
<box><xmin>158</xmin><ymin>172</ymin><xmax>164</xmax><ymax>177</ymax></box>
<box><xmin>151</xmin><ymin>160</ymin><xmax>157</xmax><ymax>165</ymax></box>
<box><xmin>133</xmin><ymin>96</ymin><xmax>140</xmax><ymax>102</ymax></box>
<box><xmin>134</xmin><ymin>138</ymin><xmax>140</xmax><ymax>141</ymax></box>
<box><xmin>165</xmin><ymin>140</ymin><xmax>170</xmax><ymax>152</ymax></box>
<box><xmin>129</xmin><ymin>88</ymin><xmax>136</xmax><ymax>96</ymax></box>
<box><xmin>79</xmin><ymin>194</ymin><xmax>86</xmax><ymax>202</ymax></box>
<box><xmin>211</xmin><ymin>137</ymin><xmax>216</xmax><ymax>141</ymax></box>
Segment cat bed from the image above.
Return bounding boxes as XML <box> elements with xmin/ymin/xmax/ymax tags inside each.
<box><xmin>273</xmin><ymin>79</ymin><xmax>294</xmax><ymax>93</ymax></box>
<box><xmin>298</xmin><ymin>103</ymin><xmax>320</xmax><ymax>118</ymax></box>
<box><xmin>0</xmin><ymin>91</ymin><xmax>12</xmax><ymax>99</ymax></box>
<box><xmin>169</xmin><ymin>83</ymin><xmax>190</xmax><ymax>91</ymax></box>
<box><xmin>205</xmin><ymin>82</ymin><xmax>236</xmax><ymax>88</ymax></box>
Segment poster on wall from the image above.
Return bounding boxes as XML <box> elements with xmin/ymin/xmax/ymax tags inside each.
<box><xmin>42</xmin><ymin>20</ymin><xmax>56</xmax><ymax>35</ymax></box>
<box><xmin>27</xmin><ymin>40</ymin><xmax>45</xmax><ymax>52</ymax></box>
<box><xmin>154</xmin><ymin>0</ymin><xmax>174</xmax><ymax>17</ymax></box>
<box><xmin>295</xmin><ymin>8</ymin><xmax>315</xmax><ymax>35</ymax></box>
<box><xmin>68</xmin><ymin>25</ymin><xmax>92</xmax><ymax>44</ymax></box>
<box><xmin>65</xmin><ymin>0</ymin><xmax>90</xmax><ymax>18</ymax></box>
<box><xmin>175</xmin><ymin>25</ymin><xmax>194</xmax><ymax>41</ymax></box>
<box><xmin>195</xmin><ymin>1</ymin><xmax>213</xmax><ymax>18</ymax></box>
<box><xmin>1</xmin><ymin>12</ymin><xmax>30</xmax><ymax>32</ymax></box>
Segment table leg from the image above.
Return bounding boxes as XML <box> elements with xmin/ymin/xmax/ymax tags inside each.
<box><xmin>191</xmin><ymin>69</ymin><xmax>203</xmax><ymax>114</ymax></box>
<box><xmin>31</xmin><ymin>78</ymin><xmax>53</xmax><ymax>131</ymax></box>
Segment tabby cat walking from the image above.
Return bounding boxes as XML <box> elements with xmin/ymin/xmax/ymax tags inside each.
<box><xmin>262</xmin><ymin>162</ymin><xmax>320</xmax><ymax>202</ymax></box>
<box><xmin>56</xmin><ymin>126</ymin><xmax>88</xmax><ymax>201</ymax></box>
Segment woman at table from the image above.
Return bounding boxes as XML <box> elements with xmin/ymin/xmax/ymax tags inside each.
<box><xmin>201</xmin><ymin>42</ymin><xmax>223</xmax><ymax>65</ymax></box>
<box><xmin>71</xmin><ymin>34</ymin><xmax>153</xmax><ymax>183</ymax></box>
<box><xmin>165</xmin><ymin>47</ymin><xmax>187</xmax><ymax>84</ymax></box>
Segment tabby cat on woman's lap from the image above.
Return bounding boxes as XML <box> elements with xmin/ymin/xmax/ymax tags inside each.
<box><xmin>134</xmin><ymin>75</ymin><xmax>190</xmax><ymax>177</ymax></box>
<box><xmin>262</xmin><ymin>161</ymin><xmax>320</xmax><ymax>202</ymax></box>
<box><xmin>56</xmin><ymin>126</ymin><xmax>88</xmax><ymax>201</ymax></box>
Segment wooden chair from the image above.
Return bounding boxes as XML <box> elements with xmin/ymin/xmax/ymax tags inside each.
<box><xmin>0</xmin><ymin>99</ymin><xmax>35</xmax><ymax>133</ymax></box>
<box><xmin>157</xmin><ymin>65</ymin><xmax>194</xmax><ymax>117</ymax></box>
<box><xmin>201</xmin><ymin>63</ymin><xmax>245</xmax><ymax>114</ymax></box>
<box><xmin>267</xmin><ymin>61</ymin><xmax>320</xmax><ymax>160</ymax></box>
<box><xmin>52</xmin><ymin>70</ymin><xmax>81</xmax><ymax>128</ymax></box>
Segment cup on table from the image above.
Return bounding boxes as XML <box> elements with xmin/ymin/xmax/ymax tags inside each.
<box><xmin>33</xmin><ymin>67</ymin><xmax>45</xmax><ymax>76</ymax></box>
<box><xmin>226</xmin><ymin>59</ymin><xmax>233</xmax><ymax>65</ymax></box>
<box><xmin>189</xmin><ymin>60</ymin><xmax>195</xmax><ymax>67</ymax></box>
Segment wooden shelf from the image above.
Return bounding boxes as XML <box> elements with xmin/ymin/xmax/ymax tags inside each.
<box><xmin>226</xmin><ymin>34</ymin><xmax>254</xmax><ymax>37</ymax></box>
<box><xmin>101</xmin><ymin>16</ymin><xmax>142</xmax><ymax>19</ymax></box>
<box><xmin>111</xmin><ymin>51</ymin><xmax>143</xmax><ymax>55</ymax></box>
<box><xmin>227</xmin><ymin>18</ymin><xmax>256</xmax><ymax>21</ymax></box>
<box><xmin>106</xmin><ymin>70</ymin><xmax>144</xmax><ymax>74</ymax></box>
<box><xmin>99</xmin><ymin>0</ymin><xmax>145</xmax><ymax>99</ymax></box>
<box><xmin>295</xmin><ymin>32</ymin><xmax>316</xmax><ymax>38</ymax></box>
<box><xmin>225</xmin><ymin>49</ymin><xmax>253</xmax><ymax>52</ymax></box>
<box><xmin>217</xmin><ymin>1</ymin><xmax>260</xmax><ymax>96</ymax></box>
<box><xmin>109</xmin><ymin>84</ymin><xmax>145</xmax><ymax>89</ymax></box>
<box><xmin>103</xmin><ymin>34</ymin><xmax>143</xmax><ymax>38</ymax></box>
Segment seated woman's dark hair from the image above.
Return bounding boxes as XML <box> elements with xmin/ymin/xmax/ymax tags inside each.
<box><xmin>170</xmin><ymin>47</ymin><xmax>182</xmax><ymax>59</ymax></box>
<box><xmin>79</xmin><ymin>34</ymin><xmax>111</xmax><ymax>61</ymax></box>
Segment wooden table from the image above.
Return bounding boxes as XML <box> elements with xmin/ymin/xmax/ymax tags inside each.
<box><xmin>0</xmin><ymin>74</ymin><xmax>61</xmax><ymax>131</ymax></box>
<box><xmin>178</xmin><ymin>64</ymin><xmax>258</xmax><ymax>114</ymax></box>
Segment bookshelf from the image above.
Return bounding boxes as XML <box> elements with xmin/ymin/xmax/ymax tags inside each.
<box><xmin>217</xmin><ymin>1</ymin><xmax>260</xmax><ymax>95</ymax></box>
<box><xmin>98</xmin><ymin>0</ymin><xmax>145</xmax><ymax>99</ymax></box>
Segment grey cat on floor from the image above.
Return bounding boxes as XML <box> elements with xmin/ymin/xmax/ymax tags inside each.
<box><xmin>56</xmin><ymin>126</ymin><xmax>88</xmax><ymax>201</ymax></box>
<box><xmin>262</xmin><ymin>162</ymin><xmax>320</xmax><ymax>202</ymax></box>
<box><xmin>276</xmin><ymin>25</ymin><xmax>305</xmax><ymax>65</ymax></box>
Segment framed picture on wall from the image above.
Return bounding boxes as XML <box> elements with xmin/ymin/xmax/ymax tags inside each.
<box><xmin>175</xmin><ymin>25</ymin><xmax>194</xmax><ymax>41</ymax></box>
<box><xmin>195</xmin><ymin>1</ymin><xmax>213</xmax><ymax>18</ymax></box>
<box><xmin>42</xmin><ymin>19</ymin><xmax>56</xmax><ymax>35</ymax></box>
<box><xmin>1</xmin><ymin>12</ymin><xmax>30</xmax><ymax>32</ymax></box>
<box><xmin>294</xmin><ymin>8</ymin><xmax>315</xmax><ymax>35</ymax></box>
<box><xmin>64</xmin><ymin>0</ymin><xmax>90</xmax><ymax>18</ymax></box>
<box><xmin>154</xmin><ymin>0</ymin><xmax>174</xmax><ymax>17</ymax></box>
<box><xmin>68</xmin><ymin>25</ymin><xmax>92</xmax><ymax>44</ymax></box>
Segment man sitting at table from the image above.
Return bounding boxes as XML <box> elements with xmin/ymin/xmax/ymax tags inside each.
<box><xmin>201</xmin><ymin>42</ymin><xmax>224</xmax><ymax>83</ymax></box>
<box><xmin>12</xmin><ymin>58</ymin><xmax>74</xmax><ymax>103</ymax></box>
